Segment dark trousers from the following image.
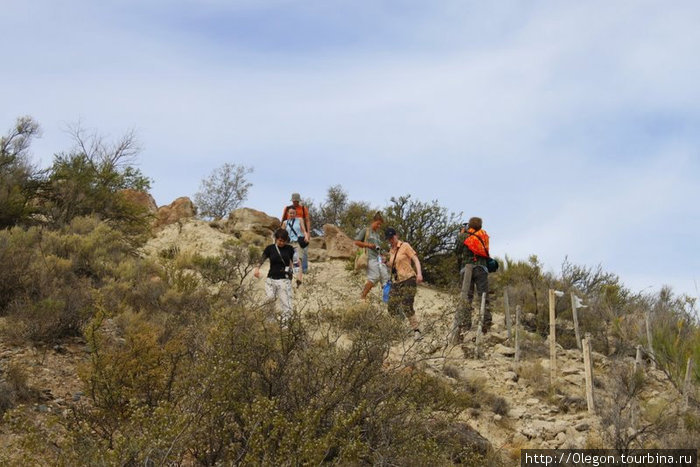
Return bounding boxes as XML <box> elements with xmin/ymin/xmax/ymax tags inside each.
<box><xmin>388</xmin><ymin>277</ymin><xmax>417</xmax><ymax>319</ymax></box>
<box><xmin>455</xmin><ymin>266</ymin><xmax>491</xmax><ymax>330</ymax></box>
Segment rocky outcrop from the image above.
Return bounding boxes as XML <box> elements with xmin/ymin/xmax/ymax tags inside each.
<box><xmin>223</xmin><ymin>208</ymin><xmax>280</xmax><ymax>246</ymax></box>
<box><xmin>119</xmin><ymin>189</ymin><xmax>158</xmax><ymax>214</ymax></box>
<box><xmin>155</xmin><ymin>197</ymin><xmax>196</xmax><ymax>229</ymax></box>
<box><xmin>323</xmin><ymin>224</ymin><xmax>357</xmax><ymax>259</ymax></box>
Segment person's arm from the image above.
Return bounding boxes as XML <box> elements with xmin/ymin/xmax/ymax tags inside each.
<box><xmin>304</xmin><ymin>207</ymin><xmax>311</xmax><ymax>235</ymax></box>
<box><xmin>353</xmin><ymin>228</ymin><xmax>375</xmax><ymax>249</ymax></box>
<box><xmin>300</xmin><ymin>219</ymin><xmax>308</xmax><ymax>238</ymax></box>
<box><xmin>412</xmin><ymin>254</ymin><xmax>423</xmax><ymax>284</ymax></box>
<box><xmin>281</xmin><ymin>206</ymin><xmax>289</xmax><ymax>222</ymax></box>
<box><xmin>281</xmin><ymin>220</ymin><xmax>288</xmax><ymax>229</ymax></box>
<box><xmin>254</xmin><ymin>248</ymin><xmax>269</xmax><ymax>278</ymax></box>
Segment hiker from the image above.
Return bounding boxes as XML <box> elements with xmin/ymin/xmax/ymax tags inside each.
<box><xmin>354</xmin><ymin>212</ymin><xmax>390</xmax><ymax>299</ymax></box>
<box><xmin>455</xmin><ymin>222</ymin><xmax>470</xmax><ymax>274</ymax></box>
<box><xmin>254</xmin><ymin>228</ymin><xmax>300</xmax><ymax>322</ymax></box>
<box><xmin>282</xmin><ymin>206</ymin><xmax>308</xmax><ymax>285</ymax></box>
<box><xmin>453</xmin><ymin>217</ymin><xmax>492</xmax><ymax>342</ymax></box>
<box><xmin>281</xmin><ymin>193</ymin><xmax>311</xmax><ymax>273</ymax></box>
<box><xmin>385</xmin><ymin>227</ymin><xmax>423</xmax><ymax>340</ymax></box>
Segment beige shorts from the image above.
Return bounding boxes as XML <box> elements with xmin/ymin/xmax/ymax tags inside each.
<box><xmin>367</xmin><ymin>257</ymin><xmax>390</xmax><ymax>284</ymax></box>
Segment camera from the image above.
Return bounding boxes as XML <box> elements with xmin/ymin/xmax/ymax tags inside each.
<box><xmin>285</xmin><ymin>266</ymin><xmax>293</xmax><ymax>280</ymax></box>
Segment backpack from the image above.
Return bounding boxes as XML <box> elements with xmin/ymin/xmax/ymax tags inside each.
<box><xmin>465</xmin><ymin>230</ymin><xmax>499</xmax><ymax>273</ymax></box>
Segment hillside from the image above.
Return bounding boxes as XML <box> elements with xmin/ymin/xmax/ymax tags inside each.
<box><xmin>0</xmin><ymin>216</ymin><xmax>697</xmax><ymax>466</ymax></box>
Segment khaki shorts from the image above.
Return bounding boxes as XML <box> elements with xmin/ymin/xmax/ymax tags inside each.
<box><xmin>367</xmin><ymin>257</ymin><xmax>389</xmax><ymax>284</ymax></box>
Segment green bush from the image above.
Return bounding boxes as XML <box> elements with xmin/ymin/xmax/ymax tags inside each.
<box><xmin>1</xmin><ymin>217</ymin><xmax>140</xmax><ymax>343</ymax></box>
<box><xmin>0</xmin><ymin>116</ymin><xmax>41</xmax><ymax>229</ymax></box>
<box><xmin>8</xmin><ymin>300</ymin><xmax>495</xmax><ymax>465</ymax></box>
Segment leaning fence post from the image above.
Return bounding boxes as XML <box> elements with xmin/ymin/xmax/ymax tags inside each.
<box><xmin>504</xmin><ymin>288</ymin><xmax>512</xmax><ymax>343</ymax></box>
<box><xmin>514</xmin><ymin>304</ymin><xmax>521</xmax><ymax>370</ymax></box>
<box><xmin>684</xmin><ymin>358</ymin><xmax>693</xmax><ymax>411</ymax></box>
<box><xmin>549</xmin><ymin>289</ymin><xmax>557</xmax><ymax>388</ymax></box>
<box><xmin>582</xmin><ymin>333</ymin><xmax>596</xmax><ymax>414</ymax></box>
<box><xmin>475</xmin><ymin>292</ymin><xmax>486</xmax><ymax>358</ymax></box>
<box><xmin>634</xmin><ymin>345</ymin><xmax>643</xmax><ymax>373</ymax></box>
<box><xmin>571</xmin><ymin>293</ymin><xmax>582</xmax><ymax>350</ymax></box>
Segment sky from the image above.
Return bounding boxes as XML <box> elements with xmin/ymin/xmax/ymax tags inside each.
<box><xmin>2</xmin><ymin>0</ymin><xmax>699</xmax><ymax>301</ymax></box>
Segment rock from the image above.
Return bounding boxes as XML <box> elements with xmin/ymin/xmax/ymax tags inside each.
<box><xmin>309</xmin><ymin>237</ymin><xmax>325</xmax><ymax>249</ymax></box>
<box><xmin>555</xmin><ymin>432</ymin><xmax>567</xmax><ymax>443</ymax></box>
<box><xmin>526</xmin><ymin>398</ymin><xmax>540</xmax><ymax>406</ymax></box>
<box><xmin>323</xmin><ymin>224</ymin><xmax>358</xmax><ymax>259</ymax></box>
<box><xmin>575</xmin><ymin>422</ymin><xmax>590</xmax><ymax>432</ymax></box>
<box><xmin>485</xmin><ymin>332</ymin><xmax>508</xmax><ymax>345</ymax></box>
<box><xmin>503</xmin><ymin>371</ymin><xmax>519</xmax><ymax>382</ymax></box>
<box><xmin>564</xmin><ymin>374</ymin><xmax>583</xmax><ymax>386</ymax></box>
<box><xmin>493</xmin><ymin>344</ymin><xmax>515</xmax><ymax>357</ymax></box>
<box><xmin>562</xmin><ymin>365</ymin><xmax>581</xmax><ymax>375</ymax></box>
<box><xmin>308</xmin><ymin>249</ymin><xmax>328</xmax><ymax>262</ymax></box>
<box><xmin>430</xmin><ymin>420</ymin><xmax>491</xmax><ymax>461</ymax></box>
<box><xmin>508</xmin><ymin>407</ymin><xmax>527</xmax><ymax>419</ymax></box>
<box><xmin>119</xmin><ymin>189</ymin><xmax>158</xmax><ymax>214</ymax></box>
<box><xmin>73</xmin><ymin>392</ymin><xmax>83</xmax><ymax>402</ymax></box>
<box><xmin>155</xmin><ymin>197</ymin><xmax>196</xmax><ymax>229</ymax></box>
<box><xmin>225</xmin><ymin>208</ymin><xmax>280</xmax><ymax>237</ymax></box>
<box><xmin>36</xmin><ymin>404</ymin><xmax>49</xmax><ymax>413</ymax></box>
<box><xmin>238</xmin><ymin>231</ymin><xmax>270</xmax><ymax>248</ymax></box>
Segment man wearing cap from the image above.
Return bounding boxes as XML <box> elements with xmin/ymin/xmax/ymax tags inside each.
<box><xmin>282</xmin><ymin>193</ymin><xmax>311</xmax><ymax>273</ymax></box>
<box><xmin>385</xmin><ymin>227</ymin><xmax>423</xmax><ymax>340</ymax></box>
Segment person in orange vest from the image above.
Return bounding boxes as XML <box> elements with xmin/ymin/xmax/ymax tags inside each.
<box><xmin>453</xmin><ymin>217</ymin><xmax>492</xmax><ymax>343</ymax></box>
<box><xmin>281</xmin><ymin>193</ymin><xmax>311</xmax><ymax>273</ymax></box>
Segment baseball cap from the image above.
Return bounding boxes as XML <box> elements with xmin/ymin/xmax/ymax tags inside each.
<box><xmin>384</xmin><ymin>227</ymin><xmax>397</xmax><ymax>240</ymax></box>
<box><xmin>291</xmin><ymin>193</ymin><xmax>301</xmax><ymax>201</ymax></box>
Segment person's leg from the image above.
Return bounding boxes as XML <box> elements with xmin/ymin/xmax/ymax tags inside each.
<box><xmin>399</xmin><ymin>278</ymin><xmax>419</xmax><ymax>333</ymax></box>
<box><xmin>291</xmin><ymin>243</ymin><xmax>302</xmax><ymax>274</ymax></box>
<box><xmin>362</xmin><ymin>258</ymin><xmax>380</xmax><ymax>299</ymax></box>
<box><xmin>302</xmin><ymin>246</ymin><xmax>309</xmax><ymax>273</ymax></box>
<box><xmin>473</xmin><ymin>267</ymin><xmax>491</xmax><ymax>331</ymax></box>
<box><xmin>387</xmin><ymin>280</ymin><xmax>404</xmax><ymax>319</ymax></box>
<box><xmin>361</xmin><ymin>281</ymin><xmax>375</xmax><ymax>299</ymax></box>
<box><xmin>265</xmin><ymin>278</ymin><xmax>276</xmax><ymax>302</ymax></box>
<box><xmin>279</xmin><ymin>279</ymin><xmax>294</xmax><ymax>323</ymax></box>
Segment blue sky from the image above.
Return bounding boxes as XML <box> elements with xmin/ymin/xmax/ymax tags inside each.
<box><xmin>2</xmin><ymin>1</ymin><xmax>699</xmax><ymax>300</ymax></box>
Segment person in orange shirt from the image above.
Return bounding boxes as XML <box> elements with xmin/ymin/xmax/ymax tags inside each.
<box><xmin>453</xmin><ymin>217</ymin><xmax>492</xmax><ymax>343</ymax></box>
<box><xmin>385</xmin><ymin>227</ymin><xmax>423</xmax><ymax>341</ymax></box>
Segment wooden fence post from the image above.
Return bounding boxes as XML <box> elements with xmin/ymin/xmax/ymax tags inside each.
<box><xmin>504</xmin><ymin>288</ymin><xmax>512</xmax><ymax>343</ymax></box>
<box><xmin>549</xmin><ymin>289</ymin><xmax>557</xmax><ymax>388</ymax></box>
<box><xmin>475</xmin><ymin>292</ymin><xmax>486</xmax><ymax>358</ymax></box>
<box><xmin>571</xmin><ymin>293</ymin><xmax>582</xmax><ymax>350</ymax></box>
<box><xmin>634</xmin><ymin>345</ymin><xmax>643</xmax><ymax>373</ymax></box>
<box><xmin>582</xmin><ymin>333</ymin><xmax>596</xmax><ymax>414</ymax></box>
<box><xmin>515</xmin><ymin>304</ymin><xmax>521</xmax><ymax>370</ymax></box>
<box><xmin>684</xmin><ymin>358</ymin><xmax>693</xmax><ymax>411</ymax></box>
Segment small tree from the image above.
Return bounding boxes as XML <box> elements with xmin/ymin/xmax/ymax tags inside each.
<box><xmin>383</xmin><ymin>195</ymin><xmax>461</xmax><ymax>283</ymax></box>
<box><xmin>0</xmin><ymin>116</ymin><xmax>41</xmax><ymax>229</ymax></box>
<box><xmin>309</xmin><ymin>184</ymin><xmax>375</xmax><ymax>237</ymax></box>
<box><xmin>194</xmin><ymin>163</ymin><xmax>253</xmax><ymax>220</ymax></box>
<box><xmin>40</xmin><ymin>124</ymin><xmax>151</xmax><ymax>235</ymax></box>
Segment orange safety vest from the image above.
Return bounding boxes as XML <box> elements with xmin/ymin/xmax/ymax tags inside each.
<box><xmin>464</xmin><ymin>228</ymin><xmax>489</xmax><ymax>258</ymax></box>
